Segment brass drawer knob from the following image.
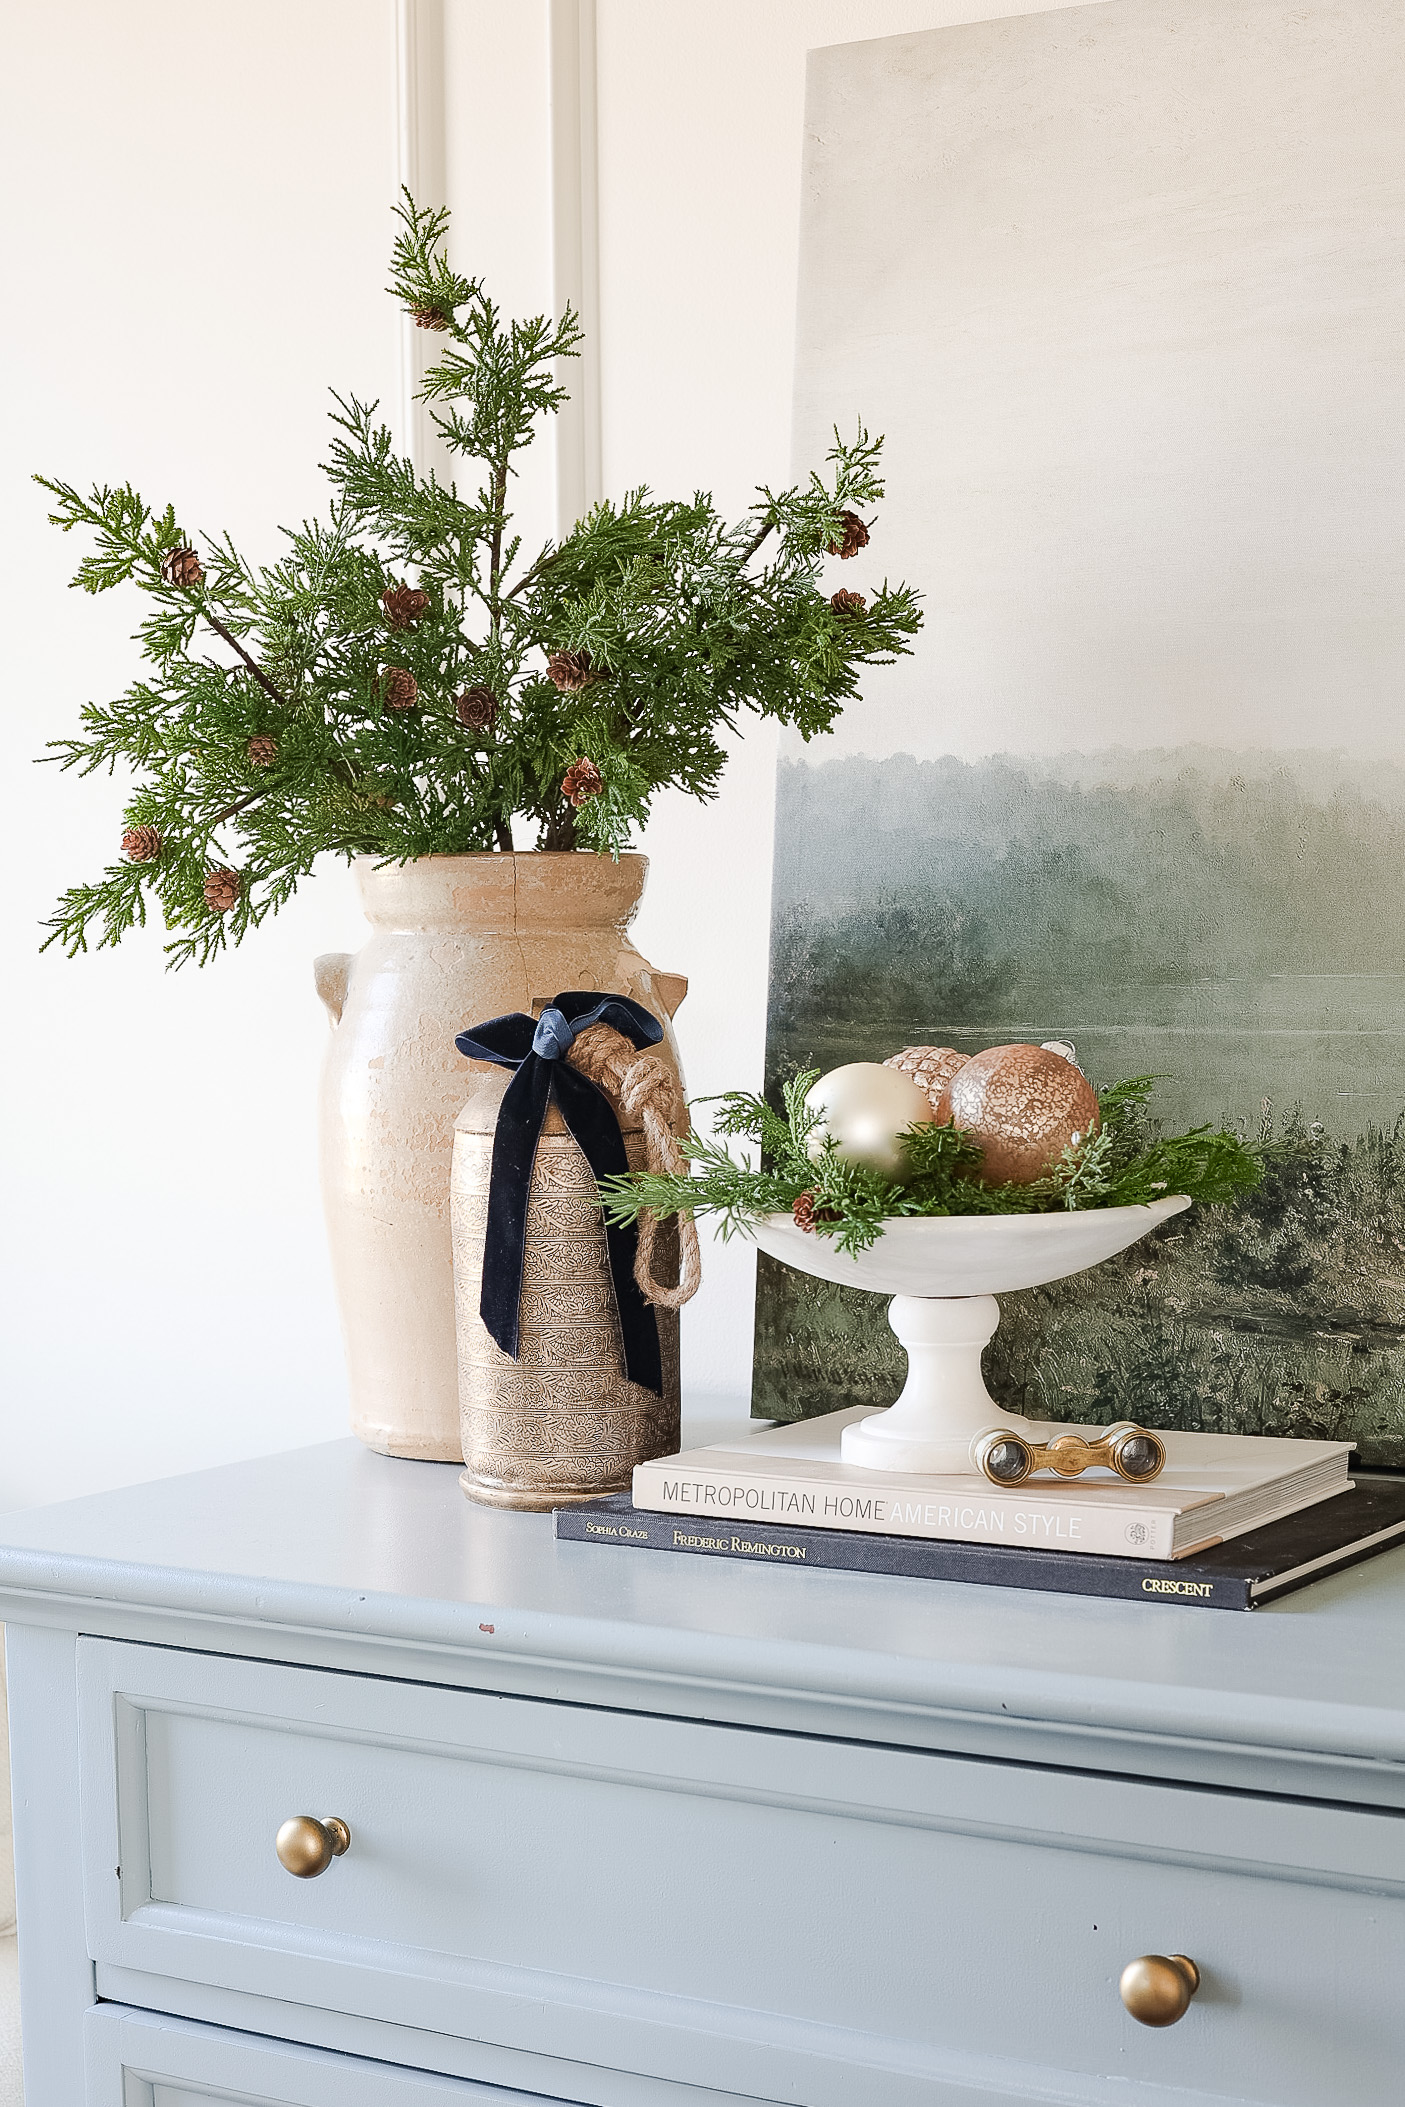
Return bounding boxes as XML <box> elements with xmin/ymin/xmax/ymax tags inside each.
<box><xmin>1119</xmin><ymin>1953</ymin><xmax>1200</xmax><ymax>2026</ymax></box>
<box><xmin>275</xmin><ymin>1815</ymin><xmax>351</xmax><ymax>1878</ymax></box>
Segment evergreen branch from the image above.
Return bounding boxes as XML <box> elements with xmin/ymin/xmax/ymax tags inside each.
<box><xmin>200</xmin><ymin>609</ymin><xmax>290</xmax><ymax>707</ymax></box>
<box><xmin>601</xmin><ymin>1076</ymin><xmax>1263</xmax><ymax>1255</ymax></box>
<box><xmin>39</xmin><ymin>193</ymin><xmax>923</xmax><ymax>964</ymax></box>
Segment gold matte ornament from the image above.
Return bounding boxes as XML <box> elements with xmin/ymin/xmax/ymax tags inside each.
<box><xmin>972</xmin><ymin>1421</ymin><xmax>1166</xmax><ymax>1486</ymax></box>
<box><xmin>803</xmin><ymin>1062</ymin><xmax>935</xmax><ymax>1176</ymax></box>
<box><xmin>1119</xmin><ymin>1954</ymin><xmax>1200</xmax><ymax>2027</ymax></box>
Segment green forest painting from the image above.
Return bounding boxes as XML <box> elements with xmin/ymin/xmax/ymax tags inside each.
<box><xmin>753</xmin><ymin>749</ymin><xmax>1405</xmax><ymax>1466</ymax></box>
<box><xmin>762</xmin><ymin>2</ymin><xmax>1405</xmax><ymax>1464</ymax></box>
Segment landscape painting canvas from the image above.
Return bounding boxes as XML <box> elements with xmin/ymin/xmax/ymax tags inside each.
<box><xmin>755</xmin><ymin>0</ymin><xmax>1405</xmax><ymax>1462</ymax></box>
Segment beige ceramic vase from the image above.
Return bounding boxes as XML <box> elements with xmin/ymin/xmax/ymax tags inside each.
<box><xmin>315</xmin><ymin>853</ymin><xmax>687</xmax><ymax>1460</ymax></box>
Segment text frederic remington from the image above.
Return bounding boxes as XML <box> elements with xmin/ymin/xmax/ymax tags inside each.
<box><xmin>658</xmin><ymin>1479</ymin><xmax>1083</xmax><ymax>1540</ymax></box>
<box><xmin>673</xmin><ymin>1530</ymin><xmax>807</xmax><ymax>1559</ymax></box>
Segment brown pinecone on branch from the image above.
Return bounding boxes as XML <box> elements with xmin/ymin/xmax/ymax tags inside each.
<box><xmin>246</xmin><ymin>735</ymin><xmax>278</xmax><ymax>768</ymax></box>
<box><xmin>792</xmin><ymin>1190</ymin><xmax>840</xmax><ymax>1233</ymax></box>
<box><xmin>830</xmin><ymin>588</ymin><xmax>867</xmax><ymax>617</ymax></box>
<box><xmin>827</xmin><ymin>510</ymin><xmax>871</xmax><ymax>560</ymax></box>
<box><xmin>121</xmin><ymin>825</ymin><xmax>161</xmax><ymax>863</ymax></box>
<box><xmin>382</xmin><ymin>584</ymin><xmax>430</xmax><ymax>630</ymax></box>
<box><xmin>455</xmin><ymin>685</ymin><xmax>498</xmax><ymax>731</ymax></box>
<box><xmin>547</xmin><ymin>649</ymin><xmax>595</xmax><ymax>693</ymax></box>
<box><xmin>160</xmin><ymin>544</ymin><xmax>203</xmax><ymax>589</ymax></box>
<box><xmin>409</xmin><ymin>303</ymin><xmax>450</xmax><ymax>331</ymax></box>
<box><xmin>203</xmin><ymin>867</ymin><xmax>242</xmax><ymax>914</ymax></box>
<box><xmin>381</xmin><ymin>667</ymin><xmax>419</xmax><ymax>711</ymax></box>
<box><xmin>562</xmin><ymin>757</ymin><xmax>604</xmax><ymax>807</ymax></box>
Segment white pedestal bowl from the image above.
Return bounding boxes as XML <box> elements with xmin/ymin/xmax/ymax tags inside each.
<box><xmin>752</xmin><ymin>1196</ymin><xmax>1191</xmax><ymax>1477</ymax></box>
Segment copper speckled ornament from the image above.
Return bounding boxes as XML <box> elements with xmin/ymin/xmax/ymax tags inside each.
<box><xmin>884</xmin><ymin>1045</ymin><xmax>970</xmax><ymax>1114</ymax></box>
<box><xmin>936</xmin><ymin>1043</ymin><xmax>1100</xmax><ymax>1185</ymax></box>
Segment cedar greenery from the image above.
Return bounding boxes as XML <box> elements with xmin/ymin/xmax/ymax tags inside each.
<box><xmin>37</xmin><ymin>192</ymin><xmax>922</xmax><ymax>968</ymax></box>
<box><xmin>599</xmin><ymin>1073</ymin><xmax>1264</xmax><ymax>1258</ymax></box>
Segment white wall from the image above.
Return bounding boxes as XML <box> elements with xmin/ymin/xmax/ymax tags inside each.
<box><xmin>0</xmin><ymin>1</ymin><xmax>394</xmax><ymax>1508</ymax></box>
<box><xmin>1</xmin><ymin>0</ymin><xmax>1087</xmax><ymax>1511</ymax></box>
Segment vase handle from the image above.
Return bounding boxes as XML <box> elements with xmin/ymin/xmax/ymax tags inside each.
<box><xmin>314</xmin><ymin>952</ymin><xmax>352</xmax><ymax>1026</ymax></box>
<box><xmin>652</xmin><ymin>971</ymin><xmax>688</xmax><ymax>1018</ymax></box>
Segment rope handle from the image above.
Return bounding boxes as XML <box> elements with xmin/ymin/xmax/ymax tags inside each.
<box><xmin>567</xmin><ymin>1024</ymin><xmax>702</xmax><ymax>1310</ymax></box>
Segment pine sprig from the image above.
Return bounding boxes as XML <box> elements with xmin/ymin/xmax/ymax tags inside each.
<box><xmin>599</xmin><ymin>1074</ymin><xmax>1263</xmax><ymax>1257</ymax></box>
<box><xmin>39</xmin><ymin>193</ymin><xmax>922</xmax><ymax>964</ymax></box>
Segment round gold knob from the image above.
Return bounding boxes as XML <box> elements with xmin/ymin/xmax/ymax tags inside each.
<box><xmin>275</xmin><ymin>1815</ymin><xmax>351</xmax><ymax>1879</ymax></box>
<box><xmin>1119</xmin><ymin>1953</ymin><xmax>1200</xmax><ymax>2026</ymax></box>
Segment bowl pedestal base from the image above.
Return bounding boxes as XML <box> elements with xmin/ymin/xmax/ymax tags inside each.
<box><xmin>839</xmin><ymin>1293</ymin><xmax>1037</xmax><ymax>1477</ymax></box>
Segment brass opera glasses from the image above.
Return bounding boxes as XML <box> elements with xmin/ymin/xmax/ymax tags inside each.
<box><xmin>971</xmin><ymin>1421</ymin><xmax>1167</xmax><ymax>1488</ymax></box>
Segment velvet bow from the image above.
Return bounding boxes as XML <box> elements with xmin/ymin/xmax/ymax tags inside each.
<box><xmin>454</xmin><ymin>992</ymin><xmax>665</xmax><ymax>1394</ymax></box>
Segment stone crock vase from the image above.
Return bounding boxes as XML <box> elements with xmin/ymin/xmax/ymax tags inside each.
<box><xmin>314</xmin><ymin>853</ymin><xmax>687</xmax><ymax>1461</ymax></box>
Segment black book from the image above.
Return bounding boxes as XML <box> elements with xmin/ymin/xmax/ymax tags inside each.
<box><xmin>554</xmin><ymin>1476</ymin><xmax>1405</xmax><ymax>1610</ymax></box>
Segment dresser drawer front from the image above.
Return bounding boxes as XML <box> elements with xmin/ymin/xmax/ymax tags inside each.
<box><xmin>78</xmin><ymin>1638</ymin><xmax>1405</xmax><ymax>2107</ymax></box>
<box><xmin>85</xmin><ymin>2003</ymin><xmax>574</xmax><ymax>2105</ymax></box>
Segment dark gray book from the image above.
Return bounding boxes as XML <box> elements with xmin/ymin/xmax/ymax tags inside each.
<box><xmin>554</xmin><ymin>1477</ymin><xmax>1405</xmax><ymax>1609</ymax></box>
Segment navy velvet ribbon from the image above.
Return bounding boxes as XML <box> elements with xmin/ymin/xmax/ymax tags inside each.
<box><xmin>454</xmin><ymin>992</ymin><xmax>665</xmax><ymax>1394</ymax></box>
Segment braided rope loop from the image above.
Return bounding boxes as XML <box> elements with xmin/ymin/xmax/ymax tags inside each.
<box><xmin>567</xmin><ymin>1024</ymin><xmax>703</xmax><ymax>1309</ymax></box>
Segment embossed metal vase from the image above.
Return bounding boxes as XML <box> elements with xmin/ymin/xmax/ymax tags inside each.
<box><xmin>452</xmin><ymin>1067</ymin><xmax>681</xmax><ymax>1508</ymax></box>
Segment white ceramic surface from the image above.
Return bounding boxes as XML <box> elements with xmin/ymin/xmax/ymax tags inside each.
<box><xmin>751</xmin><ymin>1194</ymin><xmax>1191</xmax><ymax>1299</ymax></box>
<box><xmin>317</xmin><ymin>853</ymin><xmax>687</xmax><ymax>1462</ymax></box>
<box><xmin>753</xmin><ymin>1196</ymin><xmax>1191</xmax><ymax>1475</ymax></box>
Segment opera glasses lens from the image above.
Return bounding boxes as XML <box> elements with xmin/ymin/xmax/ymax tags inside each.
<box><xmin>1108</xmin><ymin>1428</ymin><xmax>1166</xmax><ymax>1481</ymax></box>
<box><xmin>971</xmin><ymin>1422</ymin><xmax>1167</xmax><ymax>1487</ymax></box>
<box><xmin>979</xmin><ymin>1435</ymin><xmax>1036</xmax><ymax>1485</ymax></box>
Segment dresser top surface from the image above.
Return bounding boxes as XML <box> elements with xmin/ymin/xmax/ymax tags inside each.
<box><xmin>2</xmin><ymin>1423</ymin><xmax>1404</xmax><ymax>1778</ymax></box>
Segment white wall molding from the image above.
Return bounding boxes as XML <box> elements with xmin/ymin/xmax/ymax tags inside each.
<box><xmin>548</xmin><ymin>0</ymin><xmax>603</xmax><ymax>536</ymax></box>
<box><xmin>393</xmin><ymin>0</ymin><xmax>447</xmax><ymax>471</ymax></box>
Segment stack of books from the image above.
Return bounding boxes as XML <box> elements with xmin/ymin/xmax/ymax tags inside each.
<box><xmin>554</xmin><ymin>1406</ymin><xmax>1405</xmax><ymax>1610</ymax></box>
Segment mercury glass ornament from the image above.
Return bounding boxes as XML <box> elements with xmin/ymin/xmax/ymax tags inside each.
<box><xmin>936</xmin><ymin>1043</ymin><xmax>1100</xmax><ymax>1185</ymax></box>
<box><xmin>805</xmin><ymin>1062</ymin><xmax>935</xmax><ymax>1176</ymax></box>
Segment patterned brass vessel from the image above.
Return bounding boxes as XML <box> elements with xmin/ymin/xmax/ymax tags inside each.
<box><xmin>452</xmin><ymin>1068</ymin><xmax>681</xmax><ymax>1509</ymax></box>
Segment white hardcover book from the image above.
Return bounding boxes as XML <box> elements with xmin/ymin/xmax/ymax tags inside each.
<box><xmin>631</xmin><ymin>1409</ymin><xmax>1354</xmax><ymax>1561</ymax></box>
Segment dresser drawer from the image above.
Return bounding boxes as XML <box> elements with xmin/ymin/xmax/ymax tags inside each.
<box><xmin>78</xmin><ymin>1638</ymin><xmax>1405</xmax><ymax>2107</ymax></box>
<box><xmin>85</xmin><ymin>2002</ymin><xmax>577</xmax><ymax>2105</ymax></box>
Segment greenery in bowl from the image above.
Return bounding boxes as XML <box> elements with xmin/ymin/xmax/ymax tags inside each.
<box><xmin>38</xmin><ymin>194</ymin><xmax>921</xmax><ymax>966</ymax></box>
<box><xmin>601</xmin><ymin>1072</ymin><xmax>1263</xmax><ymax>1257</ymax></box>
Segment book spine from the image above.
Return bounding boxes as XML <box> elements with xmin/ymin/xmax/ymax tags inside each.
<box><xmin>631</xmin><ymin>1461</ymin><xmax>1179</xmax><ymax>1559</ymax></box>
<box><xmin>555</xmin><ymin>1505</ymin><xmax>1252</xmax><ymax>1608</ymax></box>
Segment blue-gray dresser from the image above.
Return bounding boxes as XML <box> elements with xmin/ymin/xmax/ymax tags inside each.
<box><xmin>1</xmin><ymin>1426</ymin><xmax>1402</xmax><ymax>2106</ymax></box>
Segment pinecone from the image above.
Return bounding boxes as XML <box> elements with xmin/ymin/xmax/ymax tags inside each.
<box><xmin>827</xmin><ymin>510</ymin><xmax>870</xmax><ymax>560</ymax></box>
<box><xmin>547</xmin><ymin>648</ymin><xmax>595</xmax><ymax>693</ymax></box>
<box><xmin>884</xmin><ymin>1045</ymin><xmax>970</xmax><ymax>1113</ymax></box>
<box><xmin>381</xmin><ymin>666</ymin><xmax>419</xmax><ymax>711</ymax></box>
<box><xmin>160</xmin><ymin>544</ymin><xmax>203</xmax><ymax>588</ymax></box>
<box><xmin>562</xmin><ymin>757</ymin><xmax>604</xmax><ymax>806</ymax></box>
<box><xmin>382</xmin><ymin>583</ymin><xmax>431</xmax><ymax>630</ymax></box>
<box><xmin>409</xmin><ymin>303</ymin><xmax>450</xmax><ymax>330</ymax></box>
<box><xmin>246</xmin><ymin>735</ymin><xmax>278</xmax><ymax>768</ymax></box>
<box><xmin>830</xmin><ymin>588</ymin><xmax>867</xmax><ymax>617</ymax></box>
<box><xmin>792</xmin><ymin>1190</ymin><xmax>840</xmax><ymax>1233</ymax></box>
<box><xmin>121</xmin><ymin>825</ymin><xmax>161</xmax><ymax>863</ymax></box>
<box><xmin>455</xmin><ymin>684</ymin><xmax>498</xmax><ymax>731</ymax></box>
<box><xmin>203</xmin><ymin>867</ymin><xmax>242</xmax><ymax>914</ymax></box>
